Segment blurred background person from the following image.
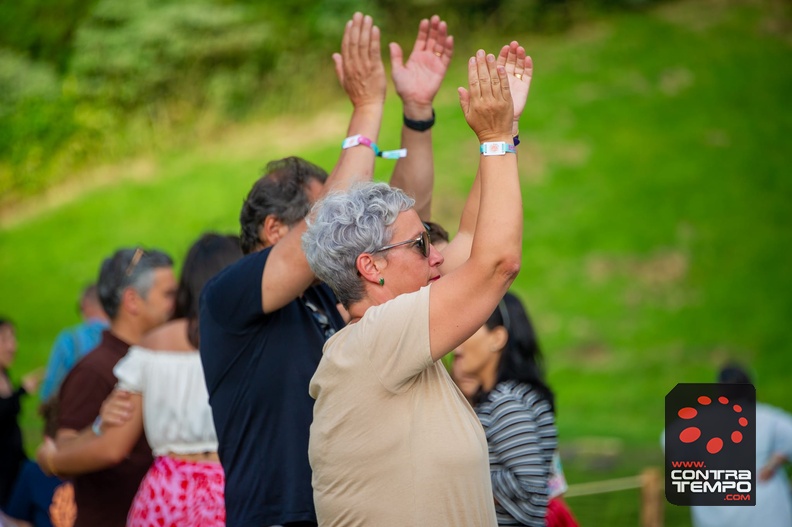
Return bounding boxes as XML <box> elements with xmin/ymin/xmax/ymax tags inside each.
<box><xmin>39</xmin><ymin>284</ymin><xmax>109</xmax><ymax>403</ymax></box>
<box><xmin>44</xmin><ymin>247</ymin><xmax>175</xmax><ymax>527</ymax></box>
<box><xmin>0</xmin><ymin>318</ymin><xmax>40</xmax><ymax>508</ymax></box>
<box><xmin>454</xmin><ymin>292</ymin><xmax>569</xmax><ymax>527</ymax></box>
<box><xmin>1</xmin><ymin>401</ymin><xmax>68</xmax><ymax>527</ymax></box>
<box><xmin>423</xmin><ymin>221</ymin><xmax>449</xmax><ymax>251</ymax></box>
<box><xmin>38</xmin><ymin>233</ymin><xmax>242</xmax><ymax>527</ymax></box>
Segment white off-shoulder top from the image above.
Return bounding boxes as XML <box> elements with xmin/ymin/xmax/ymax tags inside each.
<box><xmin>113</xmin><ymin>346</ymin><xmax>218</xmax><ymax>456</ymax></box>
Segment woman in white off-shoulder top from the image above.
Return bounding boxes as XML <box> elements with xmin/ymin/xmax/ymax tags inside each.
<box><xmin>39</xmin><ymin>233</ymin><xmax>242</xmax><ymax>527</ymax></box>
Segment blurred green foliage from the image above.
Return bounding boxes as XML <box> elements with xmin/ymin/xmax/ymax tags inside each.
<box><xmin>0</xmin><ymin>0</ymin><xmax>667</xmax><ymax>202</ymax></box>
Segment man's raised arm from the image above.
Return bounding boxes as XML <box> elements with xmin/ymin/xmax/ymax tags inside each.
<box><xmin>388</xmin><ymin>15</ymin><xmax>453</xmax><ymax>221</ymax></box>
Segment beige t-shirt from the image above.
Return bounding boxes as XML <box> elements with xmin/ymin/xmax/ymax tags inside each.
<box><xmin>309</xmin><ymin>286</ymin><xmax>497</xmax><ymax>527</ymax></box>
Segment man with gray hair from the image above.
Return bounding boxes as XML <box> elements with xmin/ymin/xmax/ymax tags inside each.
<box><xmin>52</xmin><ymin>247</ymin><xmax>176</xmax><ymax>527</ymax></box>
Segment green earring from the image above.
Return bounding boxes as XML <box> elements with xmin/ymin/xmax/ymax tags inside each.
<box><xmin>379</xmin><ymin>277</ymin><xmax>385</xmax><ymax>286</ymax></box>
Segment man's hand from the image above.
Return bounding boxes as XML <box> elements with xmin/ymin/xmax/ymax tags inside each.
<box><xmin>36</xmin><ymin>437</ymin><xmax>58</xmax><ymax>476</ymax></box>
<box><xmin>99</xmin><ymin>390</ymin><xmax>134</xmax><ymax>429</ymax></box>
<box><xmin>389</xmin><ymin>15</ymin><xmax>454</xmax><ymax>117</ymax></box>
<box><xmin>332</xmin><ymin>12</ymin><xmax>387</xmax><ymax>109</ymax></box>
<box><xmin>21</xmin><ymin>369</ymin><xmax>42</xmax><ymax>395</ymax></box>
<box><xmin>496</xmin><ymin>41</ymin><xmax>532</xmax><ymax>134</ymax></box>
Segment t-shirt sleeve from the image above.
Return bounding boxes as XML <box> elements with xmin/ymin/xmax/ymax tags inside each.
<box><xmin>39</xmin><ymin>331</ymin><xmax>74</xmax><ymax>401</ymax></box>
<box><xmin>488</xmin><ymin>392</ymin><xmax>554</xmax><ymax>525</ymax></box>
<box><xmin>201</xmin><ymin>250</ymin><xmax>267</xmax><ymax>332</ymax></box>
<box><xmin>770</xmin><ymin>407</ymin><xmax>792</xmax><ymax>460</ymax></box>
<box><xmin>57</xmin><ymin>362</ymin><xmax>114</xmax><ymax>431</ymax></box>
<box><xmin>113</xmin><ymin>347</ymin><xmax>146</xmax><ymax>393</ymax></box>
<box><xmin>359</xmin><ymin>286</ymin><xmax>433</xmax><ymax>394</ymax></box>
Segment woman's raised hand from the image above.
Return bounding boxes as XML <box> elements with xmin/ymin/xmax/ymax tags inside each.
<box><xmin>496</xmin><ymin>41</ymin><xmax>532</xmax><ymax>126</ymax></box>
<box><xmin>333</xmin><ymin>12</ymin><xmax>387</xmax><ymax>109</ymax></box>
<box><xmin>458</xmin><ymin>50</ymin><xmax>514</xmax><ymax>143</ymax></box>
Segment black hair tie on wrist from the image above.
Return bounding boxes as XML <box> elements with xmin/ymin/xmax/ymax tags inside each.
<box><xmin>403</xmin><ymin>109</ymin><xmax>435</xmax><ymax>132</ymax></box>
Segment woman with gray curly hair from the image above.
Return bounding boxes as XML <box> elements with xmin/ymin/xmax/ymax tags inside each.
<box><xmin>302</xmin><ymin>47</ymin><xmax>528</xmax><ymax>526</ymax></box>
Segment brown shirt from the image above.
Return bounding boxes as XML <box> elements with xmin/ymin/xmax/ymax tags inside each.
<box><xmin>309</xmin><ymin>286</ymin><xmax>497</xmax><ymax>526</ymax></box>
<box><xmin>58</xmin><ymin>330</ymin><xmax>153</xmax><ymax>527</ymax></box>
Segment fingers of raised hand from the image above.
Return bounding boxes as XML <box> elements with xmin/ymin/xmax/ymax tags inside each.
<box><xmin>346</xmin><ymin>13</ymin><xmax>362</xmax><ymax>62</ymax></box>
<box><xmin>425</xmin><ymin>15</ymin><xmax>441</xmax><ymax>51</ymax></box>
<box><xmin>522</xmin><ymin>54</ymin><xmax>533</xmax><ymax>83</ymax></box>
<box><xmin>486</xmin><ymin>53</ymin><xmax>502</xmax><ymax>97</ymax></box>
<box><xmin>514</xmin><ymin>46</ymin><xmax>530</xmax><ymax>82</ymax></box>
<box><xmin>497</xmin><ymin>64</ymin><xmax>511</xmax><ymax>101</ymax></box>
<box><xmin>332</xmin><ymin>53</ymin><xmax>344</xmax><ymax>85</ymax></box>
<box><xmin>497</xmin><ymin>44</ymin><xmax>510</xmax><ymax>68</ymax></box>
<box><xmin>359</xmin><ymin>14</ymin><xmax>373</xmax><ymax>60</ymax></box>
<box><xmin>474</xmin><ymin>50</ymin><xmax>493</xmax><ymax>97</ymax></box>
<box><xmin>467</xmin><ymin>54</ymin><xmax>481</xmax><ymax>98</ymax></box>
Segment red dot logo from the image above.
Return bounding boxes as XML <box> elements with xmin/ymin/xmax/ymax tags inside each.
<box><xmin>707</xmin><ymin>437</ymin><xmax>723</xmax><ymax>454</ymax></box>
<box><xmin>680</xmin><ymin>427</ymin><xmax>701</xmax><ymax>443</ymax></box>
<box><xmin>676</xmin><ymin>394</ymin><xmax>747</xmax><ymax>455</ymax></box>
<box><xmin>678</xmin><ymin>407</ymin><xmax>697</xmax><ymax>419</ymax></box>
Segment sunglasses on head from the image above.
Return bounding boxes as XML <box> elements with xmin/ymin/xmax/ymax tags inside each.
<box><xmin>125</xmin><ymin>247</ymin><xmax>146</xmax><ymax>277</ymax></box>
<box><xmin>372</xmin><ymin>230</ymin><xmax>430</xmax><ymax>258</ymax></box>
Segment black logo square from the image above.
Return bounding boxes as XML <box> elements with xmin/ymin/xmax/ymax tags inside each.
<box><xmin>665</xmin><ymin>383</ymin><xmax>756</xmax><ymax>506</ymax></box>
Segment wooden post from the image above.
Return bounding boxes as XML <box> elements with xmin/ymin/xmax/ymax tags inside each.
<box><xmin>640</xmin><ymin>467</ymin><xmax>663</xmax><ymax>527</ymax></box>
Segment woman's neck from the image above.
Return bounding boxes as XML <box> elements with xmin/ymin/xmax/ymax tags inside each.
<box><xmin>479</xmin><ymin>356</ymin><xmax>500</xmax><ymax>393</ymax></box>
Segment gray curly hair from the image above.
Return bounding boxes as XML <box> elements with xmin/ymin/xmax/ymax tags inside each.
<box><xmin>302</xmin><ymin>182</ymin><xmax>415</xmax><ymax>307</ymax></box>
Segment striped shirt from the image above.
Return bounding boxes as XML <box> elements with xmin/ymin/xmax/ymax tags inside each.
<box><xmin>476</xmin><ymin>381</ymin><xmax>557</xmax><ymax>526</ymax></box>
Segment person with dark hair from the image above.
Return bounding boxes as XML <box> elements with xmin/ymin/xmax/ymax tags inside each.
<box><xmin>41</xmin><ymin>247</ymin><xmax>175</xmax><ymax>527</ymax></box>
<box><xmin>1</xmin><ymin>402</ymin><xmax>67</xmax><ymax>527</ymax></box>
<box><xmin>200</xmin><ymin>12</ymin><xmax>452</xmax><ymax>527</ymax></box>
<box><xmin>453</xmin><ymin>292</ymin><xmax>559</xmax><ymax>527</ymax></box>
<box><xmin>685</xmin><ymin>363</ymin><xmax>792</xmax><ymax>527</ymax></box>
<box><xmin>0</xmin><ymin>318</ymin><xmax>40</xmax><ymax>508</ymax></box>
<box><xmin>239</xmin><ymin>157</ymin><xmax>330</xmax><ymax>255</ymax></box>
<box><xmin>423</xmin><ymin>220</ymin><xmax>450</xmax><ymax>251</ymax></box>
<box><xmin>39</xmin><ymin>284</ymin><xmax>109</xmax><ymax>402</ymax></box>
<box><xmin>38</xmin><ymin>233</ymin><xmax>241</xmax><ymax>527</ymax></box>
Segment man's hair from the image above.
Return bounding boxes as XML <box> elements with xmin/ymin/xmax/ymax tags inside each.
<box><xmin>302</xmin><ymin>182</ymin><xmax>415</xmax><ymax>308</ymax></box>
<box><xmin>239</xmin><ymin>156</ymin><xmax>328</xmax><ymax>254</ymax></box>
<box><xmin>717</xmin><ymin>363</ymin><xmax>753</xmax><ymax>385</ymax></box>
<box><xmin>97</xmin><ymin>248</ymin><xmax>173</xmax><ymax>319</ymax></box>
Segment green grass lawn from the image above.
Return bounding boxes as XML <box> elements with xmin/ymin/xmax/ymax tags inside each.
<box><xmin>1</xmin><ymin>0</ymin><xmax>790</xmax><ymax>523</ymax></box>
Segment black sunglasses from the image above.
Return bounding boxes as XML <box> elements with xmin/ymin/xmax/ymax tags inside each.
<box><xmin>372</xmin><ymin>230</ymin><xmax>430</xmax><ymax>258</ymax></box>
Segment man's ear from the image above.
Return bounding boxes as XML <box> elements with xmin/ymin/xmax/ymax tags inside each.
<box><xmin>120</xmin><ymin>287</ymin><xmax>140</xmax><ymax>316</ymax></box>
<box><xmin>260</xmin><ymin>215</ymin><xmax>289</xmax><ymax>247</ymax></box>
<box><xmin>356</xmin><ymin>253</ymin><xmax>385</xmax><ymax>286</ymax></box>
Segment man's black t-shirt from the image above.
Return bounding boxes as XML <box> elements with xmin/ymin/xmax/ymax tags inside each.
<box><xmin>200</xmin><ymin>247</ymin><xmax>344</xmax><ymax>527</ymax></box>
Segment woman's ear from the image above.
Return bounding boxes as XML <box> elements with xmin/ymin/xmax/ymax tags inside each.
<box><xmin>259</xmin><ymin>215</ymin><xmax>289</xmax><ymax>247</ymax></box>
<box><xmin>356</xmin><ymin>253</ymin><xmax>386</xmax><ymax>286</ymax></box>
<box><xmin>489</xmin><ymin>325</ymin><xmax>509</xmax><ymax>353</ymax></box>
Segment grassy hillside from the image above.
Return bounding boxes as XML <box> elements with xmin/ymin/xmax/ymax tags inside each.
<box><xmin>1</xmin><ymin>0</ymin><xmax>790</xmax><ymax>523</ymax></box>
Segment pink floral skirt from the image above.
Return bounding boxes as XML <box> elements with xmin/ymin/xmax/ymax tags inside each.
<box><xmin>127</xmin><ymin>456</ymin><xmax>226</xmax><ymax>527</ymax></box>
